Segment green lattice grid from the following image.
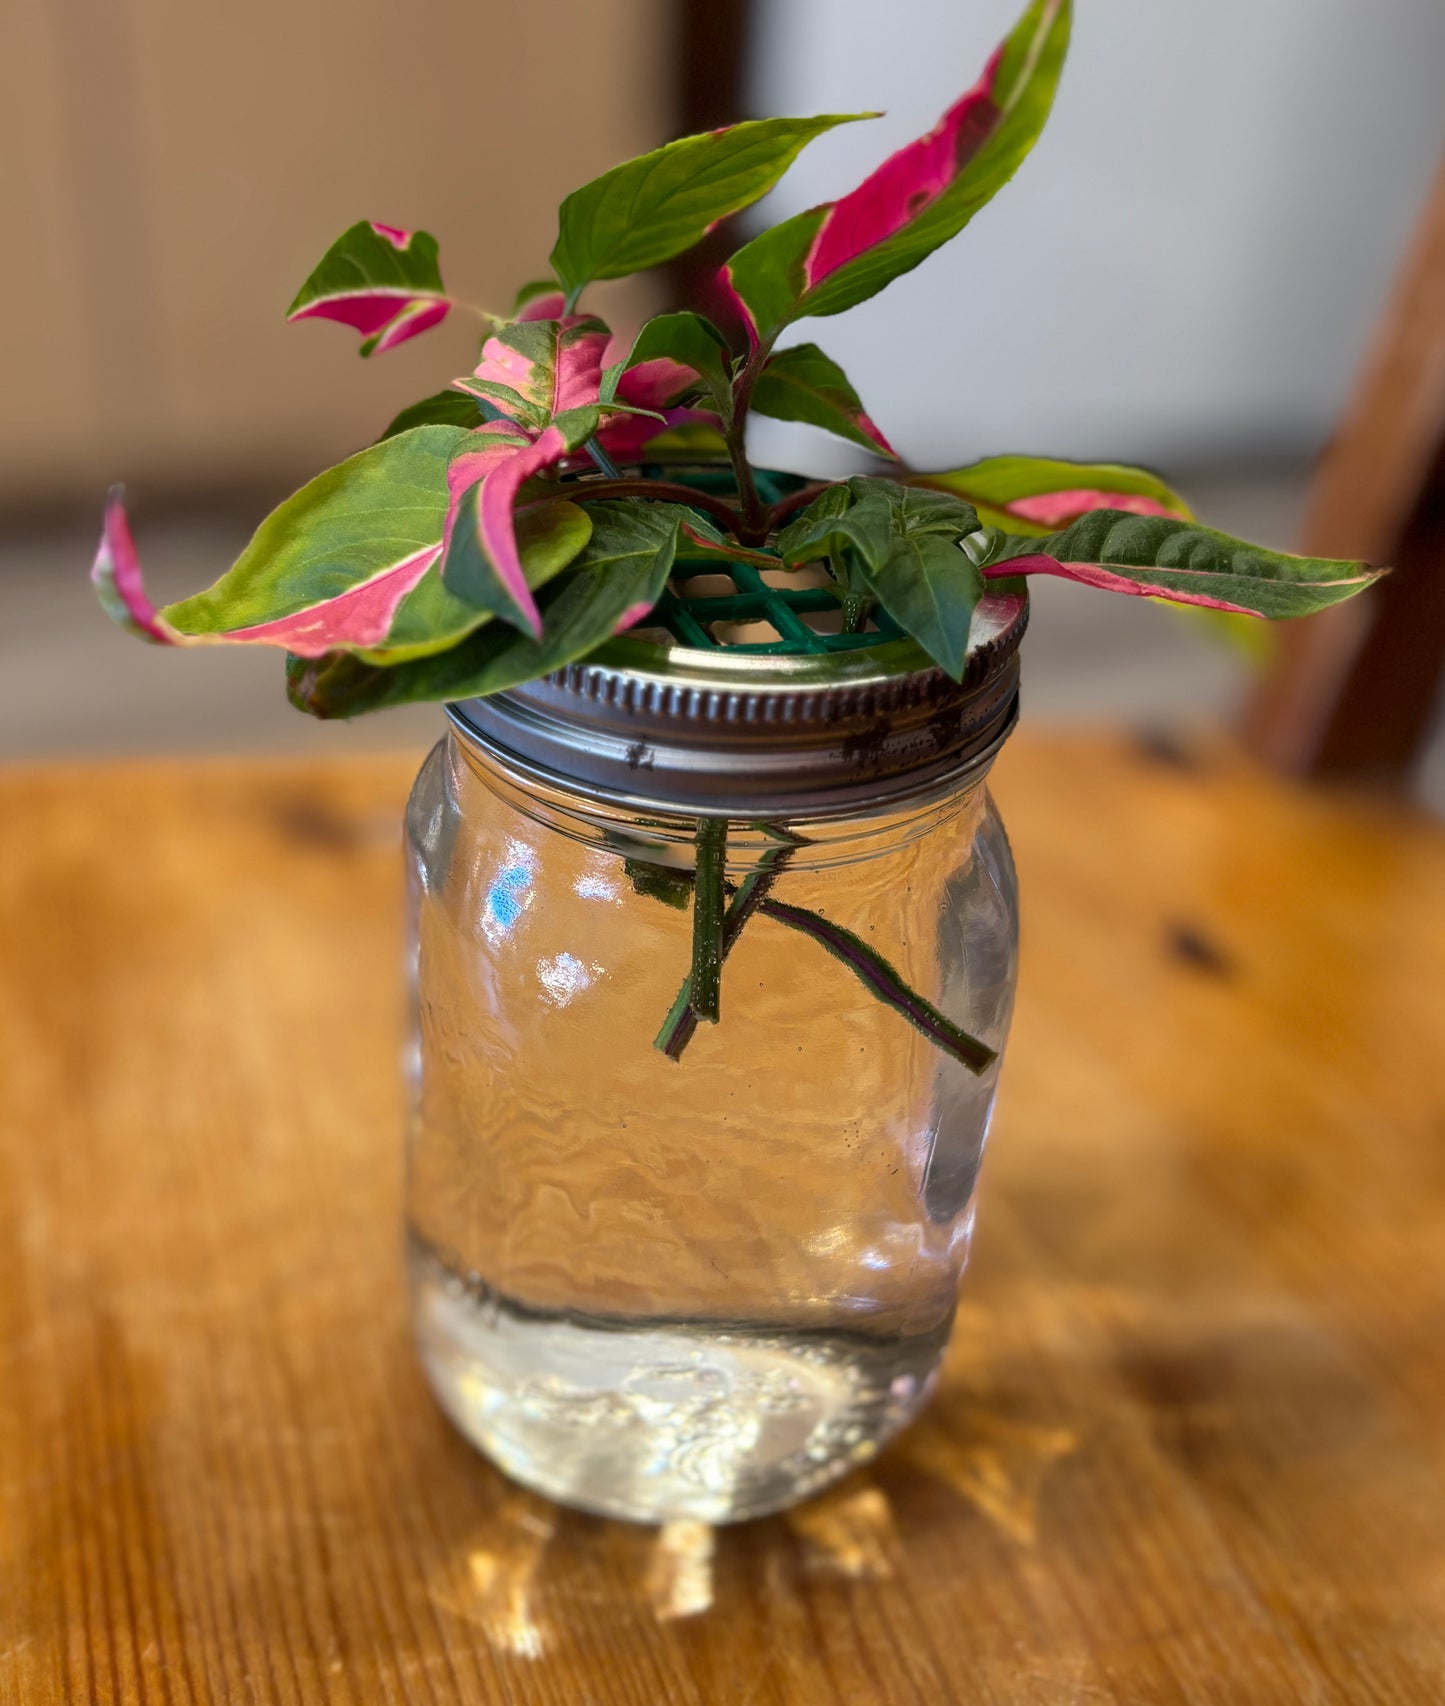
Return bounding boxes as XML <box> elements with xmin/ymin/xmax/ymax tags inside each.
<box><xmin>639</xmin><ymin>464</ymin><xmax>906</xmax><ymax>657</ymax></box>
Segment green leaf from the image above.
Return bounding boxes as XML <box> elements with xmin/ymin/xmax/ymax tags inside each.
<box><xmin>773</xmin><ymin>481</ymin><xmax>854</xmax><ymax>563</ymax></box>
<box><xmin>378</xmin><ymin>390</ymin><xmax>487</xmax><ymax>442</ymax></box>
<box><xmin>287</xmin><ymin>501</ymin><xmax>688</xmax><ymax>717</ymax></box>
<box><xmin>162</xmin><ymin>425</ymin><xmax>471</xmax><ymax>639</ymax></box>
<box><xmin>909</xmin><ymin>455</ymin><xmax>1191</xmax><ymax>534</ymax></box>
<box><xmin>987</xmin><ymin>511</ymin><xmax>1384</xmax><ymax>618</ymax></box>
<box><xmin>369</xmin><ymin>497</ymin><xmax>591</xmax><ymax>664</ymax></box>
<box><xmin>777</xmin><ymin>479</ymin><xmax>983</xmax><ymax>677</ymax></box>
<box><xmin>550</xmin><ymin>115</ymin><xmax>874</xmax><ymax>299</ymax></box>
<box><xmin>852</xmin><ymin>487</ymin><xmax>985</xmax><ymax>680</ymax></box>
<box><xmin>751</xmin><ymin>343</ymin><xmax>896</xmax><ymax>458</ymax></box>
<box><xmin>636</xmin><ymin>422</ymin><xmax>731</xmax><ymax>463</ymax></box>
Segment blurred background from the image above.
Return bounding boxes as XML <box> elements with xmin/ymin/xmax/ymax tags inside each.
<box><xmin>5</xmin><ymin>0</ymin><xmax>1445</xmax><ymax>801</ymax></box>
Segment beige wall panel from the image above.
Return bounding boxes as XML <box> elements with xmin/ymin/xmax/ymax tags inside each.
<box><xmin>0</xmin><ymin>0</ymin><xmax>106</xmax><ymax>484</ymax></box>
<box><xmin>12</xmin><ymin>0</ymin><xmax>671</xmax><ymax>504</ymax></box>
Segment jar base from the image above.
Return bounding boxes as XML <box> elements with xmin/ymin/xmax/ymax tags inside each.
<box><xmin>408</xmin><ymin>1232</ymin><xmax>948</xmax><ymax>1525</ymax></box>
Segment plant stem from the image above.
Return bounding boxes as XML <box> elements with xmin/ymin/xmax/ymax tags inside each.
<box><xmin>756</xmin><ymin>898</ymin><xmax>997</xmax><ymax>1075</ymax></box>
<box><xmin>585</xmin><ymin>439</ymin><xmax>622</xmax><ymax>480</ymax></box>
<box><xmin>841</xmin><ymin>592</ymin><xmax>873</xmax><ymax>632</ymax></box>
<box><xmin>765</xmin><ymin>482</ymin><xmax>831</xmax><ymax>531</ymax></box>
<box><xmin>723</xmin><ymin>348</ymin><xmax>773</xmax><ymax>544</ymax></box>
<box><xmin>566</xmin><ymin>477</ymin><xmax>745</xmax><ymax>535</ymax></box>
<box><xmin>689</xmin><ymin>818</ymin><xmax>728</xmax><ymax>1024</ymax></box>
<box><xmin>655</xmin><ymin>826</ymin><xmax>804</xmax><ymax>1060</ymax></box>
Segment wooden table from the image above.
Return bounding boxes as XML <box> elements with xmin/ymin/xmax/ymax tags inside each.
<box><xmin>4</xmin><ymin>732</ymin><xmax>1444</xmax><ymax>1704</ymax></box>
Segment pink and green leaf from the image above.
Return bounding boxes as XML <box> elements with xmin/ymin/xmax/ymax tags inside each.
<box><xmin>985</xmin><ymin>511</ymin><xmax>1384</xmax><ymax>618</ymax></box>
<box><xmin>512</xmin><ymin>280</ymin><xmax>567</xmax><ymax>321</ymax></box>
<box><xmin>910</xmin><ymin>455</ymin><xmax>1190</xmax><ymax>534</ymax></box>
<box><xmin>751</xmin><ymin>343</ymin><xmax>897</xmax><ymax>457</ymax></box>
<box><xmin>373</xmin><ymin>496</ymin><xmax>591</xmax><ymax>662</ymax></box>
<box><xmin>550</xmin><ymin>115</ymin><xmax>876</xmax><ymax>302</ymax></box>
<box><xmin>596</xmin><ymin>407</ymin><xmax>719</xmax><ymax>464</ymax></box>
<box><xmin>92</xmin><ymin>489</ymin><xmax>174</xmax><ymax>644</ymax></box>
<box><xmin>288</xmin><ymin>501</ymin><xmax>689</xmax><ymax>718</ymax></box>
<box><xmin>441</xmin><ymin>425</ymin><xmax>583</xmax><ymax>638</ymax></box>
<box><xmin>155</xmin><ymin>425</ymin><xmax>472</xmax><ymax>654</ymax></box>
<box><xmin>609</xmin><ymin>313</ymin><xmax>734</xmax><ymax>417</ymax></box>
<box><xmin>725</xmin><ymin>0</ymin><xmax>1070</xmax><ymax>342</ymax></box>
<box><xmin>453</xmin><ymin>315</ymin><xmax>611</xmax><ymax>433</ymax></box>
<box><xmin>286</xmin><ymin>221</ymin><xmax>451</xmax><ymax>356</ymax></box>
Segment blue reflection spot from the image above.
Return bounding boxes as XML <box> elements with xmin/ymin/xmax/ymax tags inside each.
<box><xmin>484</xmin><ymin>860</ymin><xmax>533</xmax><ymax>938</ymax></box>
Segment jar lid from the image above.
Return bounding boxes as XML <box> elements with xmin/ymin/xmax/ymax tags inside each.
<box><xmin>449</xmin><ymin>590</ymin><xmax>1026</xmax><ymax>818</ymax></box>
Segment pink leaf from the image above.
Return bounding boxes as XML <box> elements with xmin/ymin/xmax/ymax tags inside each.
<box><xmin>1005</xmin><ymin>490</ymin><xmax>1184</xmax><ymax>529</ymax></box>
<box><xmin>226</xmin><ymin>545</ymin><xmax>443</xmax><ymax>655</ymax></box>
<box><xmin>473</xmin><ymin>425</ymin><xmax>574</xmax><ymax>639</ymax></box>
<box><xmin>597</xmin><ymin>406</ymin><xmax>715</xmax><ymax>463</ymax></box>
<box><xmin>516</xmin><ymin>289</ymin><xmax>568</xmax><ymax>322</ymax></box>
<box><xmin>615</xmin><ymin>356</ymin><xmax>701</xmax><ymax>411</ymax></box>
<box><xmin>462</xmin><ymin>316</ymin><xmax>609</xmax><ymax>428</ymax></box>
<box><xmin>363</xmin><ymin>297</ymin><xmax>451</xmax><ymax>356</ymax></box>
<box><xmin>806</xmin><ymin>47</ymin><xmax>1007</xmax><ymax>288</ymax></box>
<box><xmin>440</xmin><ymin>424</ymin><xmax>534</xmax><ymax>554</ymax></box>
<box><xmin>289</xmin><ymin>292</ymin><xmax>424</xmax><ymax>338</ymax></box>
<box><xmin>91</xmin><ymin>490</ymin><xmax>174</xmax><ymax>644</ymax></box>
<box><xmin>552</xmin><ymin>326</ymin><xmax>611</xmax><ymax>415</ymax></box>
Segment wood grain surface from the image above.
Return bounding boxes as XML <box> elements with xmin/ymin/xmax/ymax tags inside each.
<box><xmin>3</xmin><ymin>732</ymin><xmax>1445</xmax><ymax>1704</ymax></box>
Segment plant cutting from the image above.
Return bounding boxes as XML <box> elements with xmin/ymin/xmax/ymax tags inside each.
<box><xmin>94</xmin><ymin>0</ymin><xmax>1383</xmax><ymax>1524</ymax></box>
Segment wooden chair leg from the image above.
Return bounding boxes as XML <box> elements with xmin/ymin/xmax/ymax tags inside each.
<box><xmin>1240</xmin><ymin>148</ymin><xmax>1445</xmax><ymax>783</ymax></box>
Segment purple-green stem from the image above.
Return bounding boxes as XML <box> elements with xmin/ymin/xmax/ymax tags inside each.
<box><xmin>756</xmin><ymin>898</ymin><xmax>997</xmax><ymax>1074</ymax></box>
<box><xmin>721</xmin><ymin>341</ymin><xmax>778</xmax><ymax>544</ymax></box>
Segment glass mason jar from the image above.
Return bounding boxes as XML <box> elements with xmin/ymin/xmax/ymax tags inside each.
<box><xmin>404</xmin><ymin>590</ymin><xmax>1025</xmax><ymax>1524</ymax></box>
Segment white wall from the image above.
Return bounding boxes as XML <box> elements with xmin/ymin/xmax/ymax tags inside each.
<box><xmin>745</xmin><ymin>0</ymin><xmax>1445</xmax><ymax>475</ymax></box>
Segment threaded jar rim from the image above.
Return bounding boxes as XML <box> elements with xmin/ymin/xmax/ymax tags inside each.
<box><xmin>449</xmin><ymin>589</ymin><xmax>1026</xmax><ymax>819</ymax></box>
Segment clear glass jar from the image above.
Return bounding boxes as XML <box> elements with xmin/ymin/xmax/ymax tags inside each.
<box><xmin>403</xmin><ymin>610</ymin><xmax>1022</xmax><ymax>1523</ymax></box>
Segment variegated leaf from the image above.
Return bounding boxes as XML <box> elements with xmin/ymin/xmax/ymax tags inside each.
<box><xmin>910</xmin><ymin>455</ymin><xmax>1190</xmax><ymax>534</ymax></box>
<box><xmin>92</xmin><ymin>489</ymin><xmax>172</xmax><ymax>643</ymax></box>
<box><xmin>287</xmin><ymin>221</ymin><xmax>450</xmax><ymax>356</ymax></box>
<box><xmin>362</xmin><ymin>499</ymin><xmax>591</xmax><ymax>663</ymax></box>
<box><xmin>287</xmin><ymin>501</ymin><xmax>688</xmax><ymax>717</ymax></box>
<box><xmin>724</xmin><ymin>0</ymin><xmax>1070</xmax><ymax>343</ymax></box>
<box><xmin>453</xmin><ymin>316</ymin><xmax>611</xmax><ymax>433</ymax></box>
<box><xmin>609</xmin><ymin>313</ymin><xmax>734</xmax><ymax>417</ymax></box>
<box><xmin>156</xmin><ymin>427</ymin><xmax>469</xmax><ymax>655</ymax></box>
<box><xmin>985</xmin><ymin>511</ymin><xmax>1383</xmax><ymax>617</ymax></box>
